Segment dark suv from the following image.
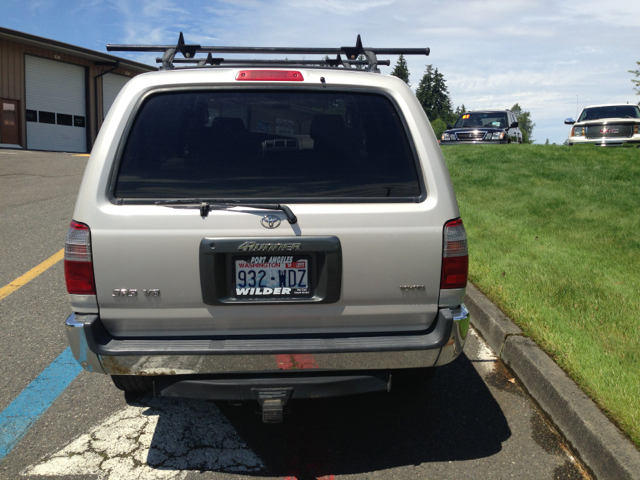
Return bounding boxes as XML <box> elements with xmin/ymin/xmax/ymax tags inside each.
<box><xmin>440</xmin><ymin>110</ymin><xmax>522</xmax><ymax>145</ymax></box>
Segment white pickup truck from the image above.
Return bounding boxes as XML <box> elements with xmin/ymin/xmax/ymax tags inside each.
<box><xmin>565</xmin><ymin>103</ymin><xmax>640</xmax><ymax>147</ymax></box>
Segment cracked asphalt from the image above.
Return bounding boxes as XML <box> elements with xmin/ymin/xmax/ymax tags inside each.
<box><xmin>0</xmin><ymin>150</ymin><xmax>591</xmax><ymax>479</ymax></box>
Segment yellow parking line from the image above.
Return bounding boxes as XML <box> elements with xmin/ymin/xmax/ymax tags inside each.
<box><xmin>72</xmin><ymin>154</ymin><xmax>90</xmax><ymax>157</ymax></box>
<box><xmin>0</xmin><ymin>249</ymin><xmax>65</xmax><ymax>301</ymax></box>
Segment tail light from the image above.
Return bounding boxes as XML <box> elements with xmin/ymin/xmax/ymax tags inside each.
<box><xmin>441</xmin><ymin>218</ymin><xmax>468</xmax><ymax>289</ymax></box>
<box><xmin>64</xmin><ymin>221</ymin><xmax>96</xmax><ymax>295</ymax></box>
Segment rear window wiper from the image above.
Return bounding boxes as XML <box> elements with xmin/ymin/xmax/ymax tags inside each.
<box><xmin>155</xmin><ymin>199</ymin><xmax>298</xmax><ymax>224</ymax></box>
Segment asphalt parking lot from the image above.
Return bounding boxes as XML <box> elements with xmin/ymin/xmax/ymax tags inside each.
<box><xmin>0</xmin><ymin>149</ymin><xmax>590</xmax><ymax>479</ymax></box>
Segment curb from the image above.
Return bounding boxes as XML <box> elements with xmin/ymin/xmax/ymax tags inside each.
<box><xmin>465</xmin><ymin>283</ymin><xmax>640</xmax><ymax>480</ymax></box>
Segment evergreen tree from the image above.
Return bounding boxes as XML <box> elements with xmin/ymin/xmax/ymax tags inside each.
<box><xmin>511</xmin><ymin>103</ymin><xmax>535</xmax><ymax>144</ymax></box>
<box><xmin>390</xmin><ymin>54</ymin><xmax>410</xmax><ymax>85</ymax></box>
<box><xmin>432</xmin><ymin>68</ymin><xmax>454</xmax><ymax>123</ymax></box>
<box><xmin>454</xmin><ymin>104</ymin><xmax>467</xmax><ymax>116</ymax></box>
<box><xmin>630</xmin><ymin>61</ymin><xmax>640</xmax><ymax>95</ymax></box>
<box><xmin>415</xmin><ymin>65</ymin><xmax>435</xmax><ymax>117</ymax></box>
<box><xmin>451</xmin><ymin>104</ymin><xmax>467</xmax><ymax>125</ymax></box>
<box><xmin>415</xmin><ymin>64</ymin><xmax>454</xmax><ymax>123</ymax></box>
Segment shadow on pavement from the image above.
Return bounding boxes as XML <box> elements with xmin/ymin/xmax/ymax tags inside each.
<box><xmin>136</xmin><ymin>352</ymin><xmax>509</xmax><ymax>478</ymax></box>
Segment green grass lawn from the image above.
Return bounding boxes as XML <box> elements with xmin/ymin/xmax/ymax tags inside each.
<box><xmin>442</xmin><ymin>144</ymin><xmax>640</xmax><ymax>448</ymax></box>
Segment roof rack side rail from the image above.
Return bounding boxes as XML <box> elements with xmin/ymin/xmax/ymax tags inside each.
<box><xmin>107</xmin><ymin>33</ymin><xmax>429</xmax><ymax>71</ymax></box>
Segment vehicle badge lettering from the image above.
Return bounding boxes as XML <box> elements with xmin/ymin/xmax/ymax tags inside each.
<box><xmin>238</xmin><ymin>241</ymin><xmax>301</xmax><ymax>252</ymax></box>
<box><xmin>600</xmin><ymin>128</ymin><xmax>619</xmax><ymax>134</ymax></box>
<box><xmin>400</xmin><ymin>285</ymin><xmax>426</xmax><ymax>291</ymax></box>
<box><xmin>112</xmin><ymin>289</ymin><xmax>139</xmax><ymax>297</ymax></box>
<box><xmin>261</xmin><ymin>215</ymin><xmax>281</xmax><ymax>229</ymax></box>
<box><xmin>112</xmin><ymin>288</ymin><xmax>160</xmax><ymax>297</ymax></box>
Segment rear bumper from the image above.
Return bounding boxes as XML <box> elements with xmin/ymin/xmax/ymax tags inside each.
<box><xmin>65</xmin><ymin>305</ymin><xmax>469</xmax><ymax>375</ymax></box>
<box><xmin>156</xmin><ymin>371</ymin><xmax>393</xmax><ymax>401</ymax></box>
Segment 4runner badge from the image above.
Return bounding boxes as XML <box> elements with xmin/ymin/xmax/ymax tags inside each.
<box><xmin>238</xmin><ymin>241</ymin><xmax>301</xmax><ymax>252</ymax></box>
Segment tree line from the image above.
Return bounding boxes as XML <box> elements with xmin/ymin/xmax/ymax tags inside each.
<box><xmin>390</xmin><ymin>55</ymin><xmax>535</xmax><ymax>143</ymax></box>
<box><xmin>630</xmin><ymin>61</ymin><xmax>640</xmax><ymax>96</ymax></box>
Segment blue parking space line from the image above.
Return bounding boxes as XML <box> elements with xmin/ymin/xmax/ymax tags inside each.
<box><xmin>0</xmin><ymin>347</ymin><xmax>82</xmax><ymax>461</ymax></box>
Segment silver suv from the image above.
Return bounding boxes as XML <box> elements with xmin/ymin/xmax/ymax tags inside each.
<box><xmin>64</xmin><ymin>35</ymin><xmax>469</xmax><ymax>422</ymax></box>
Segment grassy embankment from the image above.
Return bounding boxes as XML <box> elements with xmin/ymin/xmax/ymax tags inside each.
<box><xmin>442</xmin><ymin>144</ymin><xmax>640</xmax><ymax>448</ymax></box>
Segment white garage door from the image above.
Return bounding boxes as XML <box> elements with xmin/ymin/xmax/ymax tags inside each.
<box><xmin>102</xmin><ymin>73</ymin><xmax>130</xmax><ymax>119</ymax></box>
<box><xmin>25</xmin><ymin>55</ymin><xmax>87</xmax><ymax>153</ymax></box>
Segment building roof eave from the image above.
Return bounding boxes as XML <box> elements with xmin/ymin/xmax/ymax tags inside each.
<box><xmin>0</xmin><ymin>26</ymin><xmax>156</xmax><ymax>72</ymax></box>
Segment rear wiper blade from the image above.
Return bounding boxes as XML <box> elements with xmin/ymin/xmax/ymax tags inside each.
<box><xmin>155</xmin><ymin>199</ymin><xmax>298</xmax><ymax>224</ymax></box>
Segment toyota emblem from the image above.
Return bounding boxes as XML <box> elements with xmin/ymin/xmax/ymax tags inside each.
<box><xmin>261</xmin><ymin>215</ymin><xmax>281</xmax><ymax>229</ymax></box>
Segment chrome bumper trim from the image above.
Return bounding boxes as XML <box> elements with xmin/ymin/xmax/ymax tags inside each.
<box><xmin>570</xmin><ymin>138</ymin><xmax>640</xmax><ymax>146</ymax></box>
<box><xmin>435</xmin><ymin>303</ymin><xmax>469</xmax><ymax>366</ymax></box>
<box><xmin>65</xmin><ymin>306</ymin><xmax>469</xmax><ymax>376</ymax></box>
<box><xmin>98</xmin><ymin>349</ymin><xmax>444</xmax><ymax>375</ymax></box>
<box><xmin>65</xmin><ymin>314</ymin><xmax>105</xmax><ymax>374</ymax></box>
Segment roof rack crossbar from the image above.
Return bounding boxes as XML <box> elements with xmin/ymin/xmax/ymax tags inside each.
<box><xmin>107</xmin><ymin>33</ymin><xmax>428</xmax><ymax>71</ymax></box>
<box><xmin>158</xmin><ymin>58</ymin><xmax>391</xmax><ymax>67</ymax></box>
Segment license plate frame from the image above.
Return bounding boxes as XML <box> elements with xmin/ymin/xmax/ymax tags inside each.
<box><xmin>199</xmin><ymin>236</ymin><xmax>341</xmax><ymax>305</ymax></box>
<box><xmin>232</xmin><ymin>255</ymin><xmax>313</xmax><ymax>299</ymax></box>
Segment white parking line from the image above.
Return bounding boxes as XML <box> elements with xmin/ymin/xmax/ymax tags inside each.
<box><xmin>466</xmin><ymin>327</ymin><xmax>498</xmax><ymax>375</ymax></box>
<box><xmin>473</xmin><ymin>329</ymin><xmax>498</xmax><ymax>360</ymax></box>
<box><xmin>23</xmin><ymin>397</ymin><xmax>263</xmax><ymax>479</ymax></box>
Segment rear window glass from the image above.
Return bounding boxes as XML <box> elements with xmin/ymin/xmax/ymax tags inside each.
<box><xmin>114</xmin><ymin>90</ymin><xmax>421</xmax><ymax>201</ymax></box>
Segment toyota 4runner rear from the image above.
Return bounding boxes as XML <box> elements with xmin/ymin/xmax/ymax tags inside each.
<box><xmin>64</xmin><ymin>35</ymin><xmax>469</xmax><ymax>422</ymax></box>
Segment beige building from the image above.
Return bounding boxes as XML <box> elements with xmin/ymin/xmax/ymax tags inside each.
<box><xmin>0</xmin><ymin>27</ymin><xmax>155</xmax><ymax>153</ymax></box>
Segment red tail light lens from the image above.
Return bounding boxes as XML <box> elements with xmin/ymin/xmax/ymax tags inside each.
<box><xmin>235</xmin><ymin>70</ymin><xmax>304</xmax><ymax>82</ymax></box>
<box><xmin>64</xmin><ymin>220</ymin><xmax>96</xmax><ymax>295</ymax></box>
<box><xmin>441</xmin><ymin>218</ymin><xmax>468</xmax><ymax>289</ymax></box>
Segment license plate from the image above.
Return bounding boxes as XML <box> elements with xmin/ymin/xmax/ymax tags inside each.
<box><xmin>234</xmin><ymin>256</ymin><xmax>310</xmax><ymax>297</ymax></box>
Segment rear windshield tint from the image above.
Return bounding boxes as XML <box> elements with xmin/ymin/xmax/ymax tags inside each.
<box><xmin>114</xmin><ymin>90</ymin><xmax>422</xmax><ymax>201</ymax></box>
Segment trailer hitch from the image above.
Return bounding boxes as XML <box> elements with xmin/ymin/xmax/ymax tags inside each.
<box><xmin>252</xmin><ymin>387</ymin><xmax>294</xmax><ymax>423</ymax></box>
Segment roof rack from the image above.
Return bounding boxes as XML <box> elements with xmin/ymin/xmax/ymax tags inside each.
<box><xmin>106</xmin><ymin>33</ymin><xmax>429</xmax><ymax>72</ymax></box>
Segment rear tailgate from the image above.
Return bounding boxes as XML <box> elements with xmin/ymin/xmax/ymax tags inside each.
<box><xmin>91</xmin><ymin>203</ymin><xmax>443</xmax><ymax>337</ymax></box>
<box><xmin>84</xmin><ymin>78</ymin><xmax>453</xmax><ymax>338</ymax></box>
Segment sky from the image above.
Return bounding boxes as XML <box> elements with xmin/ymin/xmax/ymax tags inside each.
<box><xmin>2</xmin><ymin>0</ymin><xmax>640</xmax><ymax>144</ymax></box>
